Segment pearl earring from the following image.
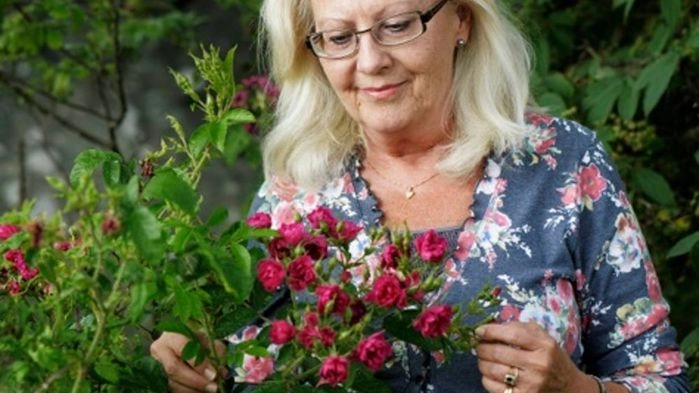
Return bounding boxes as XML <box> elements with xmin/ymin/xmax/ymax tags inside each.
<box><xmin>456</xmin><ymin>39</ymin><xmax>466</xmax><ymax>48</ymax></box>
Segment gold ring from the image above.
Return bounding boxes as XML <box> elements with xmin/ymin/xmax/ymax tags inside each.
<box><xmin>504</xmin><ymin>366</ymin><xmax>519</xmax><ymax>386</ymax></box>
<box><xmin>503</xmin><ymin>387</ymin><xmax>514</xmax><ymax>393</ymax></box>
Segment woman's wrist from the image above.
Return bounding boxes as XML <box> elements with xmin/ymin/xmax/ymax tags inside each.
<box><xmin>591</xmin><ymin>375</ymin><xmax>607</xmax><ymax>393</ymax></box>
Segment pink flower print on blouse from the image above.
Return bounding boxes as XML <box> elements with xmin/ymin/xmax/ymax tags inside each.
<box><xmin>578</xmin><ymin>163</ymin><xmax>607</xmax><ymax>209</ymax></box>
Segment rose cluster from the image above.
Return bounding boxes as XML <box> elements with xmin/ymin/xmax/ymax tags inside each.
<box><xmin>231</xmin><ymin>74</ymin><xmax>279</xmax><ymax>134</ymax></box>
<box><xmin>0</xmin><ymin>223</ymin><xmax>42</xmax><ymax>295</ymax></box>
<box><xmin>234</xmin><ymin>207</ymin><xmax>497</xmax><ymax>390</ymax></box>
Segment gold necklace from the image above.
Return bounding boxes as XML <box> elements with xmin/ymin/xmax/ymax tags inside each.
<box><xmin>364</xmin><ymin>159</ymin><xmax>440</xmax><ymax>199</ymax></box>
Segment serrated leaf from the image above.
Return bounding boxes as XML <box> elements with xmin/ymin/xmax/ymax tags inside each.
<box><xmin>119</xmin><ymin>357</ymin><xmax>169</xmax><ymax>392</ymax></box>
<box><xmin>143</xmin><ymin>169</ymin><xmax>198</xmax><ymax>216</ymax></box>
<box><xmin>155</xmin><ymin>320</ymin><xmax>196</xmax><ymax>338</ymax></box>
<box><xmin>94</xmin><ymin>360</ymin><xmax>120</xmax><ymax>383</ymax></box>
<box><xmin>204</xmin><ymin>244</ymin><xmax>253</xmax><ymax>303</ymax></box>
<box><xmin>224</xmin><ymin>126</ymin><xmax>253</xmax><ymax>164</ymax></box>
<box><xmin>128</xmin><ymin>281</ymin><xmax>155</xmax><ymax>322</ymax></box>
<box><xmin>102</xmin><ymin>156</ymin><xmax>123</xmax><ymax>188</ymax></box>
<box><xmin>639</xmin><ymin>52</ymin><xmax>679</xmax><ymax>116</ymax></box>
<box><xmin>210</xmin><ymin>120</ymin><xmax>228</xmax><ymax>153</ymax></box>
<box><xmin>124</xmin><ymin>205</ymin><xmax>164</xmax><ymax>262</ymax></box>
<box><xmin>69</xmin><ymin>149</ymin><xmax>122</xmax><ymax>187</ymax></box>
<box><xmin>660</xmin><ymin>0</ymin><xmax>681</xmax><ymax>30</ymax></box>
<box><xmin>583</xmin><ymin>77</ymin><xmax>624</xmax><ymax>123</ymax></box>
<box><xmin>537</xmin><ymin>92</ymin><xmax>566</xmax><ymax>115</ymax></box>
<box><xmin>206</xmin><ymin>207</ymin><xmax>229</xmax><ymax>228</ymax></box>
<box><xmin>667</xmin><ymin>232</ymin><xmax>699</xmax><ymax>258</ymax></box>
<box><xmin>632</xmin><ymin>168</ymin><xmax>676</xmax><ymax>207</ymax></box>
<box><xmin>681</xmin><ymin>327</ymin><xmax>699</xmax><ymax>353</ymax></box>
<box><xmin>189</xmin><ymin>123</ymin><xmax>210</xmax><ymax>158</ymax></box>
<box><xmin>617</xmin><ymin>79</ymin><xmax>639</xmax><ymax>120</ymax></box>
<box><xmin>181</xmin><ymin>339</ymin><xmax>202</xmax><ymax>362</ymax></box>
<box><xmin>544</xmin><ymin>73</ymin><xmax>575</xmax><ymax>100</ymax></box>
<box><xmin>224</xmin><ymin>108</ymin><xmax>256</xmax><ymax>125</ymax></box>
<box><xmin>173</xmin><ymin>281</ymin><xmax>193</xmax><ymax>320</ymax></box>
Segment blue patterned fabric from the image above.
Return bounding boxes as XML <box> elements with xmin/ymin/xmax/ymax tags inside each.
<box><xmin>246</xmin><ymin>114</ymin><xmax>689</xmax><ymax>392</ymax></box>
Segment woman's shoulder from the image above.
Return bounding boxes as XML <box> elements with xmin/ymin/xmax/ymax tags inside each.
<box><xmin>506</xmin><ymin>112</ymin><xmax>606</xmax><ymax>171</ymax></box>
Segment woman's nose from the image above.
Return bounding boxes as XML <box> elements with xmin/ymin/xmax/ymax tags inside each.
<box><xmin>355</xmin><ymin>34</ymin><xmax>392</xmax><ymax>74</ymax></box>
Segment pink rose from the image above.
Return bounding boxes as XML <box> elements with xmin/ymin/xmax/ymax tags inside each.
<box><xmin>414</xmin><ymin>229</ymin><xmax>448</xmax><ymax>262</ymax></box>
<box><xmin>269</xmin><ymin>320</ymin><xmax>296</xmax><ymax>345</ymax></box>
<box><xmin>365</xmin><ymin>274</ymin><xmax>406</xmax><ymax>309</ymax></box>
<box><xmin>380</xmin><ymin>244</ymin><xmax>401</xmax><ymax>269</ymax></box>
<box><xmin>297</xmin><ymin>324</ymin><xmax>318</xmax><ymax>349</ymax></box>
<box><xmin>287</xmin><ymin>255</ymin><xmax>317</xmax><ymax>291</ymax></box>
<box><xmin>308</xmin><ymin>207</ymin><xmax>337</xmax><ymax>232</ymax></box>
<box><xmin>412</xmin><ymin>305</ymin><xmax>453</xmax><ymax>338</ymax></box>
<box><xmin>318</xmin><ymin>326</ymin><xmax>336</xmax><ymax>346</ymax></box>
<box><xmin>349</xmin><ymin>299</ymin><xmax>367</xmax><ymax>325</ymax></box>
<box><xmin>246</xmin><ymin>212</ymin><xmax>272</xmax><ymax>229</ymax></box>
<box><xmin>354</xmin><ymin>332</ymin><xmax>392</xmax><ymax>371</ymax></box>
<box><xmin>319</xmin><ymin>355</ymin><xmax>349</xmax><ymax>386</ymax></box>
<box><xmin>0</xmin><ymin>224</ymin><xmax>21</xmax><ymax>241</ymax></box>
<box><xmin>315</xmin><ymin>284</ymin><xmax>350</xmax><ymax>316</ymax></box>
<box><xmin>240</xmin><ymin>354</ymin><xmax>274</xmax><ymax>383</ymax></box>
<box><xmin>303</xmin><ymin>235</ymin><xmax>328</xmax><ymax>260</ymax></box>
<box><xmin>256</xmin><ymin>259</ymin><xmax>285</xmax><ymax>292</ymax></box>
<box><xmin>101</xmin><ymin>214</ymin><xmax>120</xmax><ymax>235</ymax></box>
<box><xmin>336</xmin><ymin>220</ymin><xmax>362</xmax><ymax>243</ymax></box>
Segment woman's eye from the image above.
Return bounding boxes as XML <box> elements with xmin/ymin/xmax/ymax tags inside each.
<box><xmin>326</xmin><ymin>32</ymin><xmax>353</xmax><ymax>46</ymax></box>
<box><xmin>381</xmin><ymin>18</ymin><xmax>414</xmax><ymax>33</ymax></box>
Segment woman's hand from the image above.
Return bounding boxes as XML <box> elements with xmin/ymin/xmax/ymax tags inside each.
<box><xmin>150</xmin><ymin>331</ymin><xmax>228</xmax><ymax>393</ymax></box>
<box><xmin>474</xmin><ymin>321</ymin><xmax>598</xmax><ymax>393</ymax></box>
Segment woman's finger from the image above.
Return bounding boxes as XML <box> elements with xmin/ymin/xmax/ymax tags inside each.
<box><xmin>476</xmin><ymin>321</ymin><xmax>549</xmax><ymax>350</ymax></box>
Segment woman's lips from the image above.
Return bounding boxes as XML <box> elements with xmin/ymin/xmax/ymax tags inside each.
<box><xmin>360</xmin><ymin>82</ymin><xmax>405</xmax><ymax>100</ymax></box>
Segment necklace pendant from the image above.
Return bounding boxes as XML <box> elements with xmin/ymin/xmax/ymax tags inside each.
<box><xmin>405</xmin><ymin>187</ymin><xmax>415</xmax><ymax>199</ymax></box>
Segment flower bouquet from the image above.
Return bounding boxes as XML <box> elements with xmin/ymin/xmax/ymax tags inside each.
<box><xmin>229</xmin><ymin>208</ymin><xmax>501</xmax><ymax>392</ymax></box>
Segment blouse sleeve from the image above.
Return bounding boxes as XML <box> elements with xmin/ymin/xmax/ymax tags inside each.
<box><xmin>570</xmin><ymin>135</ymin><xmax>690</xmax><ymax>392</ymax></box>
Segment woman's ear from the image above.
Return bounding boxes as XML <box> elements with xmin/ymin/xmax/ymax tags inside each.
<box><xmin>455</xmin><ymin>4</ymin><xmax>472</xmax><ymax>42</ymax></box>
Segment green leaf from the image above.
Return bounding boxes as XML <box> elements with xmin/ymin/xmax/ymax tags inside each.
<box><xmin>223</xmin><ymin>108</ymin><xmax>256</xmax><ymax>125</ymax></box>
<box><xmin>181</xmin><ymin>339</ymin><xmax>202</xmax><ymax>363</ymax></box>
<box><xmin>383</xmin><ymin>310</ymin><xmax>442</xmax><ymax>351</ymax></box>
<box><xmin>617</xmin><ymin>79</ymin><xmax>640</xmax><ymax>120</ymax></box>
<box><xmin>94</xmin><ymin>359</ymin><xmax>120</xmax><ymax>383</ymax></box>
<box><xmin>667</xmin><ymin>232</ymin><xmax>699</xmax><ymax>258</ymax></box>
<box><xmin>680</xmin><ymin>327</ymin><xmax>699</xmax><ymax>353</ymax></box>
<box><xmin>128</xmin><ymin>280</ymin><xmax>155</xmax><ymax>322</ymax></box>
<box><xmin>636</xmin><ymin>52</ymin><xmax>680</xmax><ymax>116</ymax></box>
<box><xmin>102</xmin><ymin>156</ymin><xmax>123</xmax><ymax>188</ymax></box>
<box><xmin>119</xmin><ymin>357</ymin><xmax>169</xmax><ymax>392</ymax></box>
<box><xmin>189</xmin><ymin>123</ymin><xmax>211</xmax><ymax>158</ymax></box>
<box><xmin>612</xmin><ymin>0</ymin><xmax>635</xmax><ymax>22</ymax></box>
<box><xmin>173</xmin><ymin>281</ymin><xmax>193</xmax><ymax>320</ymax></box>
<box><xmin>209</xmin><ymin>120</ymin><xmax>228</xmax><ymax>153</ymax></box>
<box><xmin>155</xmin><ymin>320</ymin><xmax>196</xmax><ymax>338</ymax></box>
<box><xmin>660</xmin><ymin>0</ymin><xmax>682</xmax><ymax>30</ymax></box>
<box><xmin>632</xmin><ymin>168</ymin><xmax>677</xmax><ymax>207</ymax></box>
<box><xmin>537</xmin><ymin>92</ymin><xmax>566</xmax><ymax>115</ymax></box>
<box><xmin>543</xmin><ymin>73</ymin><xmax>575</xmax><ymax>100</ymax></box>
<box><xmin>223</xmin><ymin>126</ymin><xmax>253</xmax><ymax>164</ymax></box>
<box><xmin>69</xmin><ymin>149</ymin><xmax>122</xmax><ymax>187</ymax></box>
<box><xmin>694</xmin><ymin>150</ymin><xmax>699</xmax><ymax>165</ymax></box>
<box><xmin>205</xmin><ymin>244</ymin><xmax>253</xmax><ymax>303</ymax></box>
<box><xmin>352</xmin><ymin>366</ymin><xmax>393</xmax><ymax>393</ymax></box>
<box><xmin>206</xmin><ymin>207</ymin><xmax>229</xmax><ymax>228</ymax></box>
<box><xmin>143</xmin><ymin>169</ymin><xmax>198</xmax><ymax>216</ymax></box>
<box><xmin>214</xmin><ymin>307</ymin><xmax>259</xmax><ymax>337</ymax></box>
<box><xmin>583</xmin><ymin>77</ymin><xmax>624</xmax><ymax>123</ymax></box>
<box><xmin>124</xmin><ymin>205</ymin><xmax>164</xmax><ymax>262</ymax></box>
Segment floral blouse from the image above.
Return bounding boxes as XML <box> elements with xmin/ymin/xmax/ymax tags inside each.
<box><xmin>245</xmin><ymin>114</ymin><xmax>689</xmax><ymax>392</ymax></box>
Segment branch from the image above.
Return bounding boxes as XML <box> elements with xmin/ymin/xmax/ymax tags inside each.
<box><xmin>1</xmin><ymin>76</ymin><xmax>112</xmax><ymax>148</ymax></box>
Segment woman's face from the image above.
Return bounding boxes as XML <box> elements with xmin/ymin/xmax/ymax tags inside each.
<box><xmin>309</xmin><ymin>0</ymin><xmax>470</xmax><ymax>140</ymax></box>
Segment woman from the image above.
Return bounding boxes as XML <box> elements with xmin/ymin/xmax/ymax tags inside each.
<box><xmin>151</xmin><ymin>0</ymin><xmax>690</xmax><ymax>392</ymax></box>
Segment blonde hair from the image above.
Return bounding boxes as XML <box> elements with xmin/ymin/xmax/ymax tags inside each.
<box><xmin>259</xmin><ymin>0</ymin><xmax>532</xmax><ymax>189</ymax></box>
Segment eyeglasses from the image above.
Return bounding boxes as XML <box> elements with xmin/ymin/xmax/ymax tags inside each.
<box><xmin>305</xmin><ymin>0</ymin><xmax>449</xmax><ymax>59</ymax></box>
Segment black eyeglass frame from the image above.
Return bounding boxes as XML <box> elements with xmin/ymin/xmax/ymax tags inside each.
<box><xmin>305</xmin><ymin>0</ymin><xmax>450</xmax><ymax>59</ymax></box>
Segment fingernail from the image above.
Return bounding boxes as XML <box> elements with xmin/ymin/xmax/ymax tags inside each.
<box><xmin>205</xmin><ymin>382</ymin><xmax>218</xmax><ymax>393</ymax></box>
<box><xmin>205</xmin><ymin>368</ymin><xmax>217</xmax><ymax>381</ymax></box>
<box><xmin>475</xmin><ymin>326</ymin><xmax>485</xmax><ymax>337</ymax></box>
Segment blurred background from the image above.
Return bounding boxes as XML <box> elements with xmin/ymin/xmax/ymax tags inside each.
<box><xmin>0</xmin><ymin>0</ymin><xmax>697</xmax><ymax>387</ymax></box>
